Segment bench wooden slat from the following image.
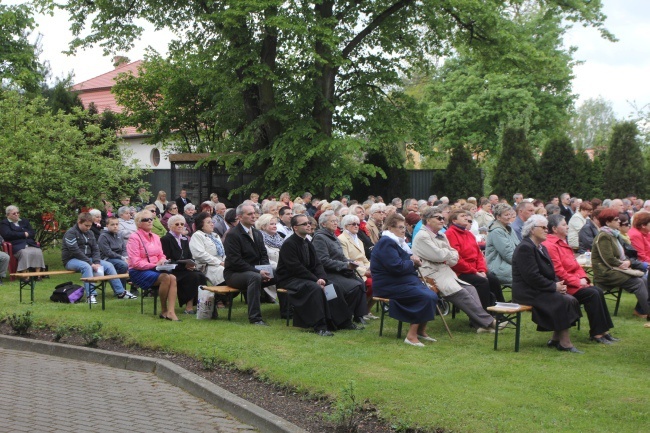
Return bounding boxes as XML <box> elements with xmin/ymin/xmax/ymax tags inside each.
<box><xmin>487</xmin><ymin>305</ymin><xmax>532</xmax><ymax>314</ymax></box>
<box><xmin>202</xmin><ymin>286</ymin><xmax>239</xmax><ymax>294</ymax></box>
<box><xmin>11</xmin><ymin>270</ymin><xmax>76</xmax><ymax>278</ymax></box>
<box><xmin>81</xmin><ymin>274</ymin><xmax>130</xmax><ymax>282</ymax></box>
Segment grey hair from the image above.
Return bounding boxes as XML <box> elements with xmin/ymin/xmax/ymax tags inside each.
<box><xmin>293</xmin><ymin>204</ymin><xmax>306</xmax><ymax>215</ymax></box>
<box><xmin>202</xmin><ymin>201</ymin><xmax>215</xmax><ymax>210</ymax></box>
<box><xmin>340</xmin><ymin>214</ymin><xmax>360</xmax><ymax>229</ymax></box>
<box><xmin>261</xmin><ymin>200</ymin><xmax>278</xmax><ymax>214</ymax></box>
<box><xmin>546</xmin><ymin>214</ymin><xmax>565</xmax><ymax>234</ymax></box>
<box><xmin>521</xmin><ymin>214</ymin><xmax>548</xmax><ymax>238</ymax></box>
<box><xmin>5</xmin><ymin>205</ymin><xmax>18</xmax><ymax>216</ymax></box>
<box><xmin>255</xmin><ymin>213</ymin><xmax>276</xmax><ymax>230</ymax></box>
<box><xmin>184</xmin><ymin>203</ymin><xmax>196</xmax><ymax>212</ymax></box>
<box><xmin>493</xmin><ymin>203</ymin><xmax>513</xmax><ymax>218</ymax></box>
<box><xmin>237</xmin><ymin>203</ymin><xmax>255</xmax><ymax>216</ymax></box>
<box><xmin>118</xmin><ymin>206</ymin><xmax>131</xmax><ymax>217</ymax></box>
<box><xmin>330</xmin><ymin>200</ymin><xmax>342</xmax><ymax>214</ymax></box>
<box><xmin>168</xmin><ymin>214</ymin><xmax>186</xmax><ymax>227</ymax></box>
<box><xmin>421</xmin><ymin>206</ymin><xmax>441</xmax><ymax>220</ymax></box>
<box><xmin>369</xmin><ymin>203</ymin><xmax>386</xmax><ymax>215</ymax></box>
<box><xmin>88</xmin><ymin>208</ymin><xmax>102</xmax><ymax>217</ymax></box>
<box><xmin>318</xmin><ymin>210</ymin><xmax>336</xmax><ymax>227</ymax></box>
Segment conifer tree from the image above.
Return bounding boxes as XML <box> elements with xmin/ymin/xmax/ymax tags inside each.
<box><xmin>604</xmin><ymin>122</ymin><xmax>646</xmax><ymax>198</ymax></box>
<box><xmin>443</xmin><ymin>145</ymin><xmax>483</xmax><ymax>200</ymax></box>
<box><xmin>492</xmin><ymin>128</ymin><xmax>537</xmax><ymax>198</ymax></box>
<box><xmin>537</xmin><ymin>135</ymin><xmax>576</xmax><ymax>200</ymax></box>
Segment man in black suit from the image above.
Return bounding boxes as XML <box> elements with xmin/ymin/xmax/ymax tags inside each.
<box><xmin>559</xmin><ymin>192</ymin><xmax>573</xmax><ymax>223</ymax></box>
<box><xmin>175</xmin><ymin>189</ymin><xmax>192</xmax><ymax>214</ymax></box>
<box><xmin>223</xmin><ymin>204</ymin><xmax>273</xmax><ymax>326</ymax></box>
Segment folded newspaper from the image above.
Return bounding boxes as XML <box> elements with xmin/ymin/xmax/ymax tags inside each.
<box><xmin>156</xmin><ymin>264</ymin><xmax>177</xmax><ymax>271</ymax></box>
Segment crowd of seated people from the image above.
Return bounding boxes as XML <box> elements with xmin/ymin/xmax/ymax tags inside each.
<box><xmin>6</xmin><ymin>186</ymin><xmax>648</xmax><ymax>340</ymax></box>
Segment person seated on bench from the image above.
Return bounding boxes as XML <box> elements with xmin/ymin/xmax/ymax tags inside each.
<box><xmin>0</xmin><ymin>205</ymin><xmax>45</xmax><ymax>279</ymax></box>
<box><xmin>118</xmin><ymin>206</ymin><xmax>137</xmax><ymax>242</ymax></box>
<box><xmin>370</xmin><ymin>213</ymin><xmax>438</xmax><ymax>347</ymax></box>
<box><xmin>62</xmin><ymin>212</ymin><xmax>134</xmax><ymax>304</ymax></box>
<box><xmin>276</xmin><ymin>214</ymin><xmax>359</xmax><ymax>336</ymax></box>
<box><xmin>189</xmin><ymin>212</ymin><xmax>226</xmax><ymax>286</ymax></box>
<box><xmin>0</xmin><ymin>233</ymin><xmax>9</xmax><ymax>285</ymax></box>
<box><xmin>312</xmin><ymin>211</ymin><xmax>367</xmax><ymax>326</ymax></box>
<box><xmin>542</xmin><ymin>214</ymin><xmax>617</xmax><ymax>344</ymax></box>
<box><xmin>127</xmin><ymin>210</ymin><xmax>179</xmax><ymax>321</ymax></box>
<box><xmin>98</xmin><ymin>216</ymin><xmax>130</xmax><ymax>290</ymax></box>
<box><xmin>413</xmin><ymin>207</ymin><xmax>501</xmax><ymax>334</ymax></box>
<box><xmin>512</xmin><ymin>215</ymin><xmax>582</xmax><ymax>353</ymax></box>
<box><xmin>161</xmin><ymin>214</ymin><xmax>207</xmax><ymax>315</ymax></box>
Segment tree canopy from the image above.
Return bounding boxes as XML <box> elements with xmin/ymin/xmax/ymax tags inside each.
<box><xmin>568</xmin><ymin>96</ymin><xmax>616</xmax><ymax>151</ymax></box>
<box><xmin>0</xmin><ymin>91</ymin><xmax>147</xmax><ymax>248</ymax></box>
<box><xmin>0</xmin><ymin>3</ymin><xmax>47</xmax><ymax>92</ymax></box>
<box><xmin>603</xmin><ymin>121</ymin><xmax>646</xmax><ymax>198</ymax></box>
<box><xmin>39</xmin><ymin>0</ymin><xmax>610</xmax><ymax>197</ymax></box>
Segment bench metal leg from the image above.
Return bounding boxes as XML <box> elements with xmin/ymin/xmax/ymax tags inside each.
<box><xmin>19</xmin><ymin>278</ymin><xmax>36</xmax><ymax>304</ymax></box>
<box><xmin>514</xmin><ymin>312</ymin><xmax>522</xmax><ymax>352</ymax></box>
<box><xmin>397</xmin><ymin>321</ymin><xmax>403</xmax><ymax>339</ymax></box>
<box><xmin>613</xmin><ymin>288</ymin><xmax>623</xmax><ymax>316</ymax></box>
<box><xmin>227</xmin><ymin>292</ymin><xmax>234</xmax><ymax>321</ymax></box>
<box><xmin>378</xmin><ymin>302</ymin><xmax>386</xmax><ymax>336</ymax></box>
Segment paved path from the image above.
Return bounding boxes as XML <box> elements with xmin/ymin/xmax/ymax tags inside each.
<box><xmin>0</xmin><ymin>347</ymin><xmax>258</xmax><ymax>433</ymax></box>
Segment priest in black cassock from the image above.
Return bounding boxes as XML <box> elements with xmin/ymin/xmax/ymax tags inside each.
<box><xmin>276</xmin><ymin>214</ymin><xmax>360</xmax><ymax>336</ymax></box>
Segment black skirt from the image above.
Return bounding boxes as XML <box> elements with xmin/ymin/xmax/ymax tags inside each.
<box><xmin>173</xmin><ymin>269</ymin><xmax>207</xmax><ymax>307</ymax></box>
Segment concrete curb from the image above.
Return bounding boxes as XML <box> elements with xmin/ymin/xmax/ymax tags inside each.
<box><xmin>0</xmin><ymin>335</ymin><xmax>307</xmax><ymax>433</ymax></box>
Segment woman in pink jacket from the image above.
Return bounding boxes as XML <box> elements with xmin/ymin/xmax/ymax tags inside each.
<box><xmin>542</xmin><ymin>214</ymin><xmax>616</xmax><ymax>344</ymax></box>
<box><xmin>445</xmin><ymin>209</ymin><xmax>504</xmax><ymax>310</ymax></box>
<box><xmin>127</xmin><ymin>210</ymin><xmax>179</xmax><ymax>321</ymax></box>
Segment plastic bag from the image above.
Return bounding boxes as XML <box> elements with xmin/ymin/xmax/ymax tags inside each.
<box><xmin>196</xmin><ymin>286</ymin><xmax>216</xmax><ymax>320</ymax></box>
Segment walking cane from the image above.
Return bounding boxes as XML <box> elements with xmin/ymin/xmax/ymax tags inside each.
<box><xmin>417</xmin><ymin>269</ymin><xmax>453</xmax><ymax>340</ymax></box>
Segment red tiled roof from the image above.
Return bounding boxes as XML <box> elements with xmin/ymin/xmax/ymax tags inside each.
<box><xmin>71</xmin><ymin>60</ymin><xmax>145</xmax><ymax>137</ymax></box>
<box><xmin>71</xmin><ymin>60</ymin><xmax>143</xmax><ymax>91</ymax></box>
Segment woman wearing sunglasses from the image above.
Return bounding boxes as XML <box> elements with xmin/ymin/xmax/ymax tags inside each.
<box><xmin>126</xmin><ymin>210</ymin><xmax>179</xmax><ymax>321</ymax></box>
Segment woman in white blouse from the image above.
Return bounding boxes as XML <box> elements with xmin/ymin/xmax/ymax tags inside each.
<box><xmin>189</xmin><ymin>212</ymin><xmax>226</xmax><ymax>285</ymax></box>
<box><xmin>255</xmin><ymin>214</ymin><xmax>284</xmax><ymax>301</ymax></box>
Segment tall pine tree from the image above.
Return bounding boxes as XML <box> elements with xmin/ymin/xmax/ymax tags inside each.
<box><xmin>492</xmin><ymin>128</ymin><xmax>537</xmax><ymax>198</ymax></box>
<box><xmin>443</xmin><ymin>145</ymin><xmax>483</xmax><ymax>200</ymax></box>
<box><xmin>537</xmin><ymin>135</ymin><xmax>576</xmax><ymax>200</ymax></box>
<box><xmin>604</xmin><ymin>122</ymin><xmax>646</xmax><ymax>198</ymax></box>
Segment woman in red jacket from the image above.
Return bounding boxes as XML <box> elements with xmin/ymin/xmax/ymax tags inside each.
<box><xmin>445</xmin><ymin>210</ymin><xmax>504</xmax><ymax>310</ymax></box>
<box><xmin>542</xmin><ymin>214</ymin><xmax>617</xmax><ymax>344</ymax></box>
<box><xmin>628</xmin><ymin>211</ymin><xmax>650</xmax><ymax>263</ymax></box>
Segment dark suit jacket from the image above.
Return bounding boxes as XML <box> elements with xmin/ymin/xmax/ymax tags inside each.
<box><xmin>160</xmin><ymin>233</ymin><xmax>193</xmax><ymax>272</ymax></box>
<box><xmin>213</xmin><ymin>215</ymin><xmax>229</xmax><ymax>238</ymax></box>
<box><xmin>560</xmin><ymin>205</ymin><xmax>573</xmax><ymax>224</ymax></box>
<box><xmin>511</xmin><ymin>237</ymin><xmax>557</xmax><ymax>304</ymax></box>
<box><xmin>276</xmin><ymin>233</ymin><xmax>326</xmax><ymax>285</ymax></box>
<box><xmin>175</xmin><ymin>196</ymin><xmax>192</xmax><ymax>214</ymax></box>
<box><xmin>223</xmin><ymin>224</ymin><xmax>269</xmax><ymax>280</ymax></box>
<box><xmin>0</xmin><ymin>218</ymin><xmax>39</xmax><ymax>253</ymax></box>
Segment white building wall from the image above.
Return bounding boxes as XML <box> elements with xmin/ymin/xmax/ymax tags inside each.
<box><xmin>119</xmin><ymin>137</ymin><xmax>171</xmax><ymax>170</ymax></box>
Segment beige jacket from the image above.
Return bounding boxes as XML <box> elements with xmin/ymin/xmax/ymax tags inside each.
<box><xmin>338</xmin><ymin>231</ymin><xmax>369</xmax><ymax>279</ymax></box>
<box><xmin>412</xmin><ymin>225</ymin><xmax>470</xmax><ymax>297</ymax></box>
<box><xmin>475</xmin><ymin>209</ymin><xmax>495</xmax><ymax>231</ymax></box>
<box><xmin>366</xmin><ymin>219</ymin><xmax>381</xmax><ymax>244</ymax></box>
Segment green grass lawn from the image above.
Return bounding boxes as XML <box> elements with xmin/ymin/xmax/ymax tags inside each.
<box><xmin>1</xmin><ymin>247</ymin><xmax>648</xmax><ymax>432</ymax></box>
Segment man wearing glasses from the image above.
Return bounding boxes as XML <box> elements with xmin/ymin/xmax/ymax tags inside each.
<box><xmin>276</xmin><ymin>215</ymin><xmax>357</xmax><ymax>336</ymax></box>
<box><xmin>223</xmin><ymin>204</ymin><xmax>274</xmax><ymax>326</ymax></box>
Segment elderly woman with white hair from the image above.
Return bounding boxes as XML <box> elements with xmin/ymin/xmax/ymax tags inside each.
<box><xmin>338</xmin><ymin>214</ymin><xmax>377</xmax><ymax>319</ymax></box>
<box><xmin>88</xmin><ymin>208</ymin><xmax>104</xmax><ymax>240</ymax></box>
<box><xmin>255</xmin><ymin>213</ymin><xmax>284</xmax><ymax>301</ymax></box>
<box><xmin>512</xmin><ymin>214</ymin><xmax>583</xmax><ymax>353</ymax></box>
<box><xmin>118</xmin><ymin>205</ymin><xmax>137</xmax><ymax>242</ymax></box>
<box><xmin>0</xmin><ymin>205</ymin><xmax>45</xmax><ymax>276</ymax></box>
<box><xmin>161</xmin><ymin>213</ymin><xmax>207</xmax><ymax>314</ymax></box>
<box><xmin>485</xmin><ymin>203</ymin><xmax>519</xmax><ymax>285</ymax></box>
<box><xmin>367</xmin><ymin>202</ymin><xmax>387</xmax><ymax>244</ymax></box>
<box><xmin>262</xmin><ymin>200</ymin><xmax>280</xmax><ymax>218</ymax></box>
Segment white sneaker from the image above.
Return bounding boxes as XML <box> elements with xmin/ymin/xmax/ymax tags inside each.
<box><xmin>476</xmin><ymin>327</ymin><xmax>495</xmax><ymax>334</ymax></box>
<box><xmin>118</xmin><ymin>291</ymin><xmax>138</xmax><ymax>299</ymax></box>
<box><xmin>491</xmin><ymin>319</ymin><xmax>508</xmax><ymax>330</ymax></box>
<box><xmin>404</xmin><ymin>338</ymin><xmax>425</xmax><ymax>347</ymax></box>
<box><xmin>363</xmin><ymin>313</ymin><xmax>380</xmax><ymax>320</ymax></box>
<box><xmin>87</xmin><ymin>295</ymin><xmax>97</xmax><ymax>304</ymax></box>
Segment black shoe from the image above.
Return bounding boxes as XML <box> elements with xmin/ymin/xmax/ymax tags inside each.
<box><xmin>354</xmin><ymin>316</ymin><xmax>368</xmax><ymax>325</ymax></box>
<box><xmin>251</xmin><ymin>320</ymin><xmax>269</xmax><ymax>326</ymax></box>
<box><xmin>345</xmin><ymin>323</ymin><xmax>364</xmax><ymax>331</ymax></box>
<box><xmin>603</xmin><ymin>334</ymin><xmax>620</xmax><ymax>342</ymax></box>
<box><xmin>590</xmin><ymin>336</ymin><xmax>613</xmax><ymax>345</ymax></box>
<box><xmin>315</xmin><ymin>329</ymin><xmax>334</xmax><ymax>337</ymax></box>
<box><xmin>547</xmin><ymin>339</ymin><xmax>560</xmax><ymax>348</ymax></box>
<box><xmin>557</xmin><ymin>344</ymin><xmax>584</xmax><ymax>354</ymax></box>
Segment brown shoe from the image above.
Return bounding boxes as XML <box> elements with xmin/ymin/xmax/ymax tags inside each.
<box><xmin>633</xmin><ymin>311</ymin><xmax>648</xmax><ymax>320</ymax></box>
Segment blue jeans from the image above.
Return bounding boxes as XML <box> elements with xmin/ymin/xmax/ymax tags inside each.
<box><xmin>65</xmin><ymin>259</ymin><xmax>126</xmax><ymax>296</ymax></box>
<box><xmin>106</xmin><ymin>258</ymin><xmax>128</xmax><ymax>288</ymax></box>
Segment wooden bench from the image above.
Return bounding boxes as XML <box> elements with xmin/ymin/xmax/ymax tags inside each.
<box><xmin>486</xmin><ymin>304</ymin><xmax>533</xmax><ymax>352</ymax></box>
<box><xmin>11</xmin><ymin>270</ymin><xmax>76</xmax><ymax>303</ymax></box>
<box><xmin>202</xmin><ymin>286</ymin><xmax>240</xmax><ymax>320</ymax></box>
<box><xmin>276</xmin><ymin>288</ymin><xmax>291</xmax><ymax>326</ymax></box>
<box><xmin>81</xmin><ymin>273</ymin><xmax>130</xmax><ymax>311</ymax></box>
<box><xmin>373</xmin><ymin>297</ymin><xmax>404</xmax><ymax>339</ymax></box>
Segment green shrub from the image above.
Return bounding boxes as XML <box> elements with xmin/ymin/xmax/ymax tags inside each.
<box><xmin>8</xmin><ymin>311</ymin><xmax>33</xmax><ymax>335</ymax></box>
<box><xmin>324</xmin><ymin>381</ymin><xmax>360</xmax><ymax>433</ymax></box>
<box><xmin>79</xmin><ymin>321</ymin><xmax>103</xmax><ymax>347</ymax></box>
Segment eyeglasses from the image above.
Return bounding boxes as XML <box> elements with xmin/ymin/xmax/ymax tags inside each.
<box><xmin>347</xmin><ymin>222</ymin><xmax>360</xmax><ymax>226</ymax></box>
<box><xmin>395</xmin><ymin>226</ymin><xmax>406</xmax><ymax>230</ymax></box>
<box><xmin>295</xmin><ymin>222</ymin><xmax>312</xmax><ymax>227</ymax></box>
<box><xmin>171</xmin><ymin>207</ymin><xmax>178</xmax><ymax>210</ymax></box>
<box><xmin>141</xmin><ymin>218</ymin><xmax>153</xmax><ymax>223</ymax></box>
<box><xmin>621</xmin><ymin>222</ymin><xmax>630</xmax><ymax>227</ymax></box>
<box><xmin>534</xmin><ymin>226</ymin><xmax>548</xmax><ymax>231</ymax></box>
<box><xmin>172</xmin><ymin>222</ymin><xmax>184</xmax><ymax>226</ymax></box>
<box><xmin>431</xmin><ymin>216</ymin><xmax>444</xmax><ymax>221</ymax></box>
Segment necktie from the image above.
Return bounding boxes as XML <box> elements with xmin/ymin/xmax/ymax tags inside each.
<box><xmin>248</xmin><ymin>228</ymin><xmax>255</xmax><ymax>243</ymax></box>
